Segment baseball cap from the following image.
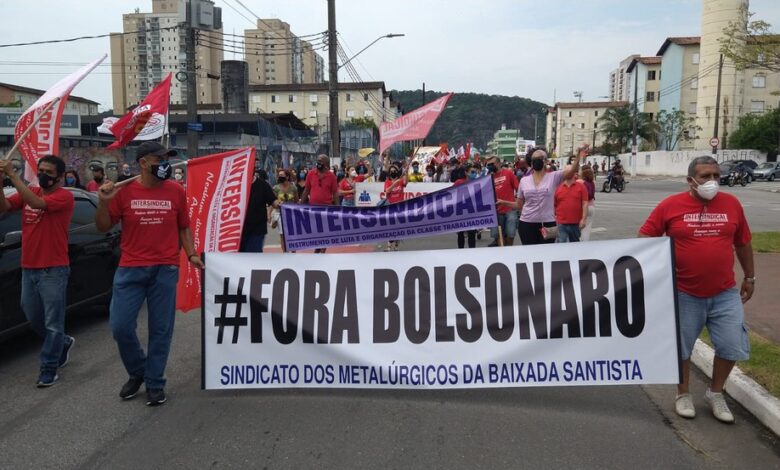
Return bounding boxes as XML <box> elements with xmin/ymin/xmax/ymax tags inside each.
<box><xmin>135</xmin><ymin>141</ymin><xmax>178</xmax><ymax>161</ymax></box>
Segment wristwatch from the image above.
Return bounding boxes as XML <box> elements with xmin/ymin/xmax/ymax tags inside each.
<box><xmin>744</xmin><ymin>277</ymin><xmax>756</xmax><ymax>284</ymax></box>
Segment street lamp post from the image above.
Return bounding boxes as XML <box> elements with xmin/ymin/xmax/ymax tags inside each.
<box><xmin>326</xmin><ymin>16</ymin><xmax>404</xmax><ymax>162</ymax></box>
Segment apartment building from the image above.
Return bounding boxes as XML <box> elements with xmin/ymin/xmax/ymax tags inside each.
<box><xmin>244</xmin><ymin>19</ymin><xmax>325</xmax><ymax>86</ymax></box>
<box><xmin>545</xmin><ymin>101</ymin><xmax>629</xmax><ymax>157</ymax></box>
<box><xmin>608</xmin><ymin>55</ymin><xmax>639</xmax><ymax>102</ymax></box>
<box><xmin>247</xmin><ymin>82</ymin><xmax>401</xmax><ymax>131</ymax></box>
<box><xmin>626</xmin><ymin>56</ymin><xmax>662</xmax><ymax>120</ymax></box>
<box><xmin>110</xmin><ymin>0</ymin><xmax>223</xmax><ymax>112</ymax></box>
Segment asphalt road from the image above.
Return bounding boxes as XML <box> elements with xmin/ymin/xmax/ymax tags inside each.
<box><xmin>1</xmin><ymin>179</ymin><xmax>779</xmax><ymax>469</ymax></box>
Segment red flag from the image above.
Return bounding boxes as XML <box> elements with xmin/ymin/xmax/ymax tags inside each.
<box><xmin>176</xmin><ymin>147</ymin><xmax>256</xmax><ymax>312</ymax></box>
<box><xmin>379</xmin><ymin>93</ymin><xmax>453</xmax><ymax>155</ymax></box>
<box><xmin>465</xmin><ymin>142</ymin><xmax>472</xmax><ymax>159</ymax></box>
<box><xmin>15</xmin><ymin>55</ymin><xmax>106</xmax><ymax>182</ymax></box>
<box><xmin>108</xmin><ymin>73</ymin><xmax>172</xmax><ymax>149</ymax></box>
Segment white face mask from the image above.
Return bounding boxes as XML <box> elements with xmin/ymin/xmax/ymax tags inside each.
<box><xmin>350</xmin><ymin>170</ymin><xmax>357</xmax><ymax>177</ymax></box>
<box><xmin>694</xmin><ymin>179</ymin><xmax>719</xmax><ymax>200</ymax></box>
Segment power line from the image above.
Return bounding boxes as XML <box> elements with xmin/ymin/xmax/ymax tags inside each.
<box><xmin>208</xmin><ymin>28</ymin><xmax>327</xmax><ymax>40</ymax></box>
<box><xmin>0</xmin><ymin>26</ymin><xmax>179</xmax><ymax>48</ymax></box>
<box><xmin>199</xmin><ymin>32</ymin><xmax>326</xmax><ymax>50</ymax></box>
<box><xmin>335</xmin><ymin>44</ymin><xmax>387</xmax><ymax>119</ymax></box>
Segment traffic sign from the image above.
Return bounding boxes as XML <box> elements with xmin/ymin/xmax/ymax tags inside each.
<box><xmin>187</xmin><ymin>122</ymin><xmax>204</xmax><ymax>132</ymax></box>
<box><xmin>709</xmin><ymin>137</ymin><xmax>720</xmax><ymax>148</ymax></box>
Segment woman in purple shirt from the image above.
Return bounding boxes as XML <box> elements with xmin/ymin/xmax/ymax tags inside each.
<box><xmin>498</xmin><ymin>145</ymin><xmax>586</xmax><ymax>245</ymax></box>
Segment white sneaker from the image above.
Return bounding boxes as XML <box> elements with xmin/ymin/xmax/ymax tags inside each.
<box><xmin>674</xmin><ymin>393</ymin><xmax>696</xmax><ymax>419</ymax></box>
<box><xmin>704</xmin><ymin>389</ymin><xmax>735</xmax><ymax>423</ymax></box>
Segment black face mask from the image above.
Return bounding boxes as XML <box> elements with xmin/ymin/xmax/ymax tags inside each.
<box><xmin>277</xmin><ymin>176</ymin><xmax>287</xmax><ymax>183</ymax></box>
<box><xmin>316</xmin><ymin>163</ymin><xmax>326</xmax><ymax>171</ymax></box>
<box><xmin>38</xmin><ymin>173</ymin><xmax>57</xmax><ymax>189</ymax></box>
<box><xmin>486</xmin><ymin>163</ymin><xmax>497</xmax><ymax>173</ymax></box>
<box><xmin>532</xmin><ymin>159</ymin><xmax>545</xmax><ymax>171</ymax></box>
<box><xmin>151</xmin><ymin>161</ymin><xmax>172</xmax><ymax>180</ymax></box>
<box><xmin>389</xmin><ymin>169</ymin><xmax>399</xmax><ymax>178</ymax></box>
<box><xmin>94</xmin><ymin>176</ymin><xmax>104</xmax><ymax>183</ymax></box>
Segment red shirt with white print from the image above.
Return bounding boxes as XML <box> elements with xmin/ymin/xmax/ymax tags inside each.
<box><xmin>7</xmin><ymin>187</ymin><xmax>74</xmax><ymax>268</ymax></box>
<box><xmin>492</xmin><ymin>168</ymin><xmax>519</xmax><ymax>214</ymax></box>
<box><xmin>108</xmin><ymin>180</ymin><xmax>189</xmax><ymax>267</ymax></box>
<box><xmin>383</xmin><ymin>178</ymin><xmax>407</xmax><ymax>204</ymax></box>
<box><xmin>639</xmin><ymin>191</ymin><xmax>751</xmax><ymax>298</ymax></box>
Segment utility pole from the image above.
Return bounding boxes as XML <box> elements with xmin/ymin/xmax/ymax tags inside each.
<box><xmin>632</xmin><ymin>67</ymin><xmax>638</xmax><ymax>158</ymax></box>
<box><xmin>327</xmin><ymin>0</ymin><xmax>339</xmax><ymax>162</ymax></box>
<box><xmin>712</xmin><ymin>53</ymin><xmax>724</xmax><ymax>155</ymax></box>
<box><xmin>185</xmin><ymin>0</ymin><xmax>198</xmax><ymax>158</ymax></box>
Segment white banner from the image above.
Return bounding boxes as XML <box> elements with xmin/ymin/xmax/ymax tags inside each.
<box><xmin>354</xmin><ymin>182</ymin><xmax>452</xmax><ymax>206</ymax></box>
<box><xmin>202</xmin><ymin>238</ymin><xmax>680</xmax><ymax>389</ymax></box>
<box><xmin>97</xmin><ymin>112</ymin><xmax>167</xmax><ymax>140</ymax></box>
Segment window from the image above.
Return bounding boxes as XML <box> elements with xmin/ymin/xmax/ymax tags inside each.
<box><xmin>688</xmin><ymin>102</ymin><xmax>697</xmax><ymax>114</ymax></box>
<box><xmin>579</xmin><ymin>111</ymin><xmax>585</xmax><ymax>117</ymax></box>
<box><xmin>309</xmin><ymin>110</ymin><xmax>317</xmax><ymax>118</ymax></box>
<box><xmin>594</xmin><ymin>122</ymin><xmax>599</xmax><ymax>129</ymax></box>
<box><xmin>251</xmin><ymin>95</ymin><xmax>261</xmax><ymax>103</ymax></box>
<box><xmin>692</xmin><ymin>53</ymin><xmax>700</xmax><ymax>64</ymax></box>
<box><xmin>579</xmin><ymin>123</ymin><xmax>585</xmax><ymax>129</ymax></box>
<box><xmin>346</xmin><ymin>109</ymin><xmax>355</xmax><ymax>117</ymax></box>
<box><xmin>566</xmin><ymin>111</ymin><xmax>572</xmax><ymax>117</ymax></box>
<box><xmin>594</xmin><ymin>110</ymin><xmax>599</xmax><ymax>117</ymax></box>
<box><xmin>757</xmin><ymin>53</ymin><xmax>766</xmax><ymax>63</ymax></box>
<box><xmin>647</xmin><ymin>70</ymin><xmax>656</xmax><ymax>81</ymax></box>
<box><xmin>751</xmin><ymin>100</ymin><xmax>765</xmax><ymax>113</ymax></box>
<box><xmin>364</xmin><ymin>110</ymin><xmax>373</xmax><ymax>117</ymax></box>
<box><xmin>309</xmin><ymin>94</ymin><xmax>318</xmax><ymax>103</ymax></box>
<box><xmin>288</xmin><ymin>95</ymin><xmax>297</xmax><ymax>103</ymax></box>
<box><xmin>346</xmin><ymin>93</ymin><xmax>353</xmax><ymax>102</ymax></box>
<box><xmin>70</xmin><ymin>199</ymin><xmax>97</xmax><ymax>227</ymax></box>
<box><xmin>646</xmin><ymin>91</ymin><xmax>655</xmax><ymax>102</ymax></box>
<box><xmin>570</xmin><ymin>123</ymin><xmax>575</xmax><ymax>128</ymax></box>
<box><xmin>752</xmin><ymin>75</ymin><xmax>766</xmax><ymax>88</ymax></box>
<box><xmin>648</xmin><ymin>113</ymin><xmax>654</xmax><ymax>121</ymax></box>
<box><xmin>364</xmin><ymin>93</ymin><xmax>369</xmax><ymax>101</ymax></box>
<box><xmin>690</xmin><ymin>78</ymin><xmax>698</xmax><ymax>89</ymax></box>
<box><xmin>271</xmin><ymin>95</ymin><xmax>278</xmax><ymax>103</ymax></box>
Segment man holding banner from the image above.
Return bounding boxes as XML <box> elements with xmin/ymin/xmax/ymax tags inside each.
<box><xmin>639</xmin><ymin>155</ymin><xmax>754</xmax><ymax>424</ymax></box>
<box><xmin>95</xmin><ymin>141</ymin><xmax>201</xmax><ymax>407</ymax></box>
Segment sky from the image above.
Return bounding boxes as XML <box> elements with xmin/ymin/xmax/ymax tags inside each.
<box><xmin>1</xmin><ymin>0</ymin><xmax>779</xmax><ymax>111</ymax></box>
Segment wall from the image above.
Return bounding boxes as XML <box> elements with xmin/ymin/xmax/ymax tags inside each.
<box><xmin>620</xmin><ymin>149</ymin><xmax>766</xmax><ymax>176</ymax></box>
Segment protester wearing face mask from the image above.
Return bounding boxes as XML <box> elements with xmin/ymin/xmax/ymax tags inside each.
<box><xmin>339</xmin><ymin>166</ymin><xmax>359</xmax><ymax>207</ymax></box>
<box><xmin>423</xmin><ymin>165</ymin><xmax>435</xmax><ymax>183</ymax></box>
<box><xmin>173</xmin><ymin>168</ymin><xmax>185</xmax><ymax>185</ymax></box>
<box><xmin>383</xmin><ymin>162</ymin><xmax>407</xmax><ymax>251</ymax></box>
<box><xmin>64</xmin><ymin>170</ymin><xmax>84</xmax><ymax>189</ymax></box>
<box><xmin>639</xmin><ymin>156</ymin><xmax>754</xmax><ymax>425</ymax></box>
<box><xmin>271</xmin><ymin>169</ymin><xmax>299</xmax><ymax>252</ymax></box>
<box><xmin>408</xmin><ymin>161</ymin><xmax>424</xmax><ymax>183</ymax></box>
<box><xmin>485</xmin><ymin>156</ymin><xmax>519</xmax><ymax>247</ymax></box>
<box><xmin>86</xmin><ymin>165</ymin><xmax>105</xmax><ymax>192</ymax></box>
<box><xmin>301</xmin><ymin>155</ymin><xmax>339</xmax><ymax>253</ymax></box>
<box><xmin>500</xmin><ymin>145</ymin><xmax>584</xmax><ymax>246</ymax></box>
<box><xmin>117</xmin><ymin>163</ymin><xmax>134</xmax><ymax>183</ymax></box>
<box><xmin>95</xmin><ymin>141</ymin><xmax>201</xmax><ymax>407</ymax></box>
<box><xmin>240</xmin><ymin>167</ymin><xmax>278</xmax><ymax>253</ymax></box>
<box><xmin>0</xmin><ymin>155</ymin><xmax>75</xmax><ymax>388</ymax></box>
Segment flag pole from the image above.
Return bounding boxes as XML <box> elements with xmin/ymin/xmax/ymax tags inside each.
<box><xmin>2</xmin><ymin>97</ymin><xmax>62</xmax><ymax>161</ymax></box>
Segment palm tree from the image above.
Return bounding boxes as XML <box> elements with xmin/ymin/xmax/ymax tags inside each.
<box><xmin>597</xmin><ymin>106</ymin><xmax>658</xmax><ymax>153</ymax></box>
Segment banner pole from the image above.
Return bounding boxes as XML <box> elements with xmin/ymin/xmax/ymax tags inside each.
<box><xmin>2</xmin><ymin>97</ymin><xmax>62</xmax><ymax>161</ymax></box>
<box><xmin>498</xmin><ymin>226</ymin><xmax>504</xmax><ymax>247</ymax></box>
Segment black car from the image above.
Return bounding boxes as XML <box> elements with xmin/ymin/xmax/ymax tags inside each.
<box><xmin>721</xmin><ymin>159</ymin><xmax>756</xmax><ymax>182</ymax></box>
<box><xmin>718</xmin><ymin>161</ymin><xmax>754</xmax><ymax>185</ymax></box>
<box><xmin>0</xmin><ymin>187</ymin><xmax>121</xmax><ymax>340</ymax></box>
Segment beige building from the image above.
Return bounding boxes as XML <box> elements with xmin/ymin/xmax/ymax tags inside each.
<box><xmin>244</xmin><ymin>19</ymin><xmax>325</xmax><ymax>86</ymax></box>
<box><xmin>545</xmin><ymin>101</ymin><xmax>629</xmax><ymax>157</ymax></box>
<box><xmin>608</xmin><ymin>55</ymin><xmax>639</xmax><ymax>102</ymax></box>
<box><xmin>110</xmin><ymin>0</ymin><xmax>223</xmax><ymax>112</ymax></box>
<box><xmin>247</xmin><ymin>82</ymin><xmax>401</xmax><ymax>133</ymax></box>
<box><xmin>625</xmin><ymin>56</ymin><xmax>662</xmax><ymax>120</ymax></box>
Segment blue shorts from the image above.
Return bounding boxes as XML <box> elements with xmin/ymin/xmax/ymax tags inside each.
<box><xmin>491</xmin><ymin>211</ymin><xmax>518</xmax><ymax>239</ymax></box>
<box><xmin>677</xmin><ymin>288</ymin><xmax>750</xmax><ymax>361</ymax></box>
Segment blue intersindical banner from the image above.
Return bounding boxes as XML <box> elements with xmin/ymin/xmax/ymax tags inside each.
<box><xmin>280</xmin><ymin>176</ymin><xmax>498</xmax><ymax>251</ymax></box>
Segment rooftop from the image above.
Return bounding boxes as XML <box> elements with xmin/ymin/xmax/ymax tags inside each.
<box><xmin>0</xmin><ymin>82</ymin><xmax>100</xmax><ymax>105</ymax></box>
<box><xmin>249</xmin><ymin>81</ymin><xmax>387</xmax><ymax>94</ymax></box>
<box><xmin>656</xmin><ymin>36</ymin><xmax>701</xmax><ymax>56</ymax></box>
<box><xmin>626</xmin><ymin>56</ymin><xmax>662</xmax><ymax>73</ymax></box>
<box><xmin>553</xmin><ymin>101</ymin><xmax>629</xmax><ymax>109</ymax></box>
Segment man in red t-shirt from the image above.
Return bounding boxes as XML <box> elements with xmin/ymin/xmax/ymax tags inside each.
<box><xmin>554</xmin><ymin>171</ymin><xmax>588</xmax><ymax>242</ymax></box>
<box><xmin>486</xmin><ymin>156</ymin><xmax>519</xmax><ymax>246</ymax></box>
<box><xmin>301</xmin><ymin>154</ymin><xmax>338</xmax><ymax>253</ymax></box>
<box><xmin>85</xmin><ymin>165</ymin><xmax>105</xmax><ymax>192</ymax></box>
<box><xmin>96</xmin><ymin>141</ymin><xmax>201</xmax><ymax>407</ymax></box>
<box><xmin>639</xmin><ymin>155</ymin><xmax>754</xmax><ymax>424</ymax></box>
<box><xmin>0</xmin><ymin>155</ymin><xmax>74</xmax><ymax>387</ymax></box>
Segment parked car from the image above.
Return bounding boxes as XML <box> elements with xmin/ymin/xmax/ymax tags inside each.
<box><xmin>753</xmin><ymin>161</ymin><xmax>780</xmax><ymax>181</ymax></box>
<box><xmin>0</xmin><ymin>187</ymin><xmax>121</xmax><ymax>340</ymax></box>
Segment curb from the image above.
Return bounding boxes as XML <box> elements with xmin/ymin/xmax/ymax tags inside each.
<box><xmin>691</xmin><ymin>339</ymin><xmax>780</xmax><ymax>435</ymax></box>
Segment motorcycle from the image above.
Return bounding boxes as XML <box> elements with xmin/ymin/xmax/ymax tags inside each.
<box><xmin>727</xmin><ymin>170</ymin><xmax>748</xmax><ymax>187</ymax></box>
<box><xmin>602</xmin><ymin>170</ymin><xmax>626</xmax><ymax>193</ymax></box>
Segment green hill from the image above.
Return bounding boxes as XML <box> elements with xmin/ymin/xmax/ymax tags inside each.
<box><xmin>390</xmin><ymin>89</ymin><xmax>549</xmax><ymax>152</ymax></box>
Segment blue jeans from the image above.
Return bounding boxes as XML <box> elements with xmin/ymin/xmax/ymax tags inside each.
<box><xmin>110</xmin><ymin>265</ymin><xmax>179</xmax><ymax>389</ymax></box>
<box><xmin>677</xmin><ymin>288</ymin><xmax>750</xmax><ymax>361</ymax></box>
<box><xmin>491</xmin><ymin>211</ymin><xmax>518</xmax><ymax>240</ymax></box>
<box><xmin>21</xmin><ymin>266</ymin><xmax>70</xmax><ymax>371</ymax></box>
<box><xmin>241</xmin><ymin>234</ymin><xmax>266</xmax><ymax>253</ymax></box>
<box><xmin>556</xmin><ymin>224</ymin><xmax>581</xmax><ymax>243</ymax></box>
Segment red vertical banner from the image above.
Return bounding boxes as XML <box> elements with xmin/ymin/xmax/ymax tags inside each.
<box><xmin>176</xmin><ymin>147</ymin><xmax>256</xmax><ymax>312</ymax></box>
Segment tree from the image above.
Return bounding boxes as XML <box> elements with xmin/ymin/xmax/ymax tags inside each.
<box><xmin>597</xmin><ymin>106</ymin><xmax>658</xmax><ymax>153</ymax></box>
<box><xmin>727</xmin><ymin>108</ymin><xmax>779</xmax><ymax>155</ymax></box>
<box><xmin>346</xmin><ymin>117</ymin><xmax>377</xmax><ymax>130</ymax></box>
<box><xmin>656</xmin><ymin>109</ymin><xmax>701</xmax><ymax>151</ymax></box>
<box><xmin>720</xmin><ymin>6</ymin><xmax>780</xmax><ymax>72</ymax></box>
